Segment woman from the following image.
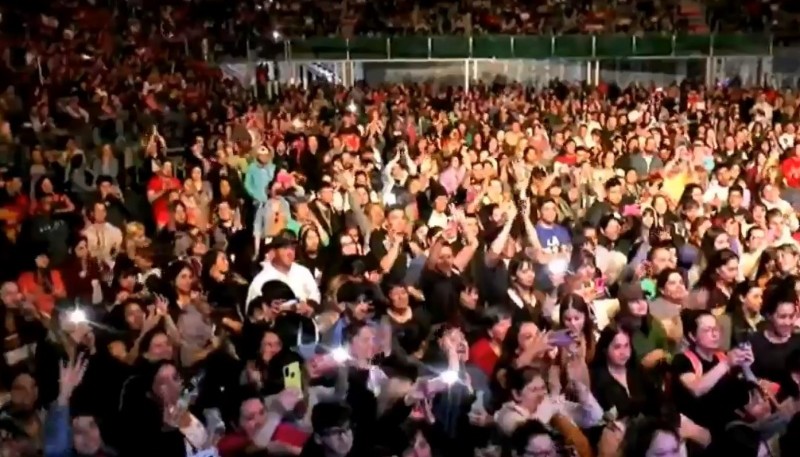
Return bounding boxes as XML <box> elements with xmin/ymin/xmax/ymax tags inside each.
<box><xmin>18</xmin><ymin>250</ymin><xmax>66</xmax><ymax>316</ymax></box>
<box><xmin>60</xmin><ymin>237</ymin><xmax>102</xmax><ymax>304</ymax></box>
<box><xmin>30</xmin><ymin>176</ymin><xmax>75</xmax><ymax>215</ymax></box>
<box><xmin>650</xmin><ymin>268</ymin><xmax>688</xmax><ymax>345</ymax></box>
<box><xmin>187</xmin><ymin>165</ymin><xmax>214</xmax><ymax>209</ymax></box>
<box><xmin>469</xmin><ymin>306</ymin><xmax>512</xmax><ymax>379</ymax></box>
<box><xmin>211</xmin><ymin>200</ymin><xmax>245</xmax><ymax>252</ymax></box>
<box><xmin>613</xmin><ymin>283</ymin><xmax>670</xmax><ymax>369</ymax></box>
<box><xmin>147</xmin><ymin>161</ymin><xmax>181</xmax><ymax>230</ymax></box>
<box><xmin>92</xmin><ymin>144</ymin><xmax>120</xmax><ymax>186</ymax></box>
<box><xmin>749</xmin><ymin>291</ymin><xmax>800</xmax><ymax>384</ymax></box>
<box><xmin>296</xmin><ymin>225</ymin><xmax>329</xmax><ymax>284</ymax></box>
<box><xmin>726</xmin><ymin>281</ymin><xmax>765</xmax><ymax>347</ymax></box>
<box><xmin>120</xmin><ymin>360</ymin><xmax>208</xmax><ymax>456</ymax></box>
<box><xmin>688</xmin><ymin>227</ymin><xmax>731</xmax><ymax>287</ymax></box>
<box><xmin>202</xmin><ymin>248</ymin><xmax>247</xmax><ymax>318</ymax></box>
<box><xmin>590</xmin><ymin>324</ymin><xmax>662</xmax><ymax>420</ymax></box>
<box><xmin>494</xmin><ymin>366</ymin><xmax>602</xmax><ymax>436</ymax></box>
<box><xmin>695</xmin><ymin>249</ymin><xmax>740</xmax><ymax>348</ymax></box>
<box><xmin>243</xmin><ymin>329</ymin><xmax>289</xmax><ymax>396</ymax></box>
<box><xmin>67</xmin><ymin>153</ymin><xmax>95</xmax><ymax>204</ymax></box>
<box><xmin>558</xmin><ymin>293</ymin><xmax>596</xmax><ymax>364</ymax></box>
<box><xmin>505</xmin><ymin>255</ymin><xmax>547</xmax><ymax>326</ymax></box>
<box><xmin>167</xmin><ymin>262</ymin><xmax>219</xmax><ymax>369</ymax></box>
<box><xmin>181</xmin><ymin>177</ymin><xmax>209</xmax><ymax>231</ymax></box>
<box><xmin>385</xmin><ymin>283</ymin><xmax>432</xmax><ymax>366</ymax></box>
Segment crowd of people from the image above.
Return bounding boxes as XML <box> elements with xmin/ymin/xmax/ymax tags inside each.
<box><xmin>6</xmin><ymin>2</ymin><xmax>800</xmax><ymax>457</ymax></box>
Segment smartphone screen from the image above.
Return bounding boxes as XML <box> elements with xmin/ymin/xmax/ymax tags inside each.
<box><xmin>548</xmin><ymin>329</ymin><xmax>574</xmax><ymax>347</ymax></box>
<box><xmin>283</xmin><ymin>362</ymin><xmax>302</xmax><ymax>391</ymax></box>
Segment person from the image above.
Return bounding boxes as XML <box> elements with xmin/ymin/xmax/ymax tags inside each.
<box><xmin>670</xmin><ymin>309</ymin><xmax>751</xmax><ymax>436</ymax></box>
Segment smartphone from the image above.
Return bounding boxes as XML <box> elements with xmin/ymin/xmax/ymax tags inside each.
<box><xmin>548</xmin><ymin>329</ymin><xmax>575</xmax><ymax>347</ymax></box>
<box><xmin>282</xmin><ymin>362</ymin><xmax>302</xmax><ymax>391</ymax></box>
<box><xmin>279</xmin><ymin>299</ymin><xmax>299</xmax><ymax>312</ymax></box>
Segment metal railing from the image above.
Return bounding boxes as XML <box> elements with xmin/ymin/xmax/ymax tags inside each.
<box><xmin>275</xmin><ymin>34</ymin><xmax>774</xmax><ymax>61</ymax></box>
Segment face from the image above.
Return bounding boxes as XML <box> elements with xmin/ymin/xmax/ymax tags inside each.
<box><xmin>35</xmin><ymin>254</ymin><xmax>50</xmax><ymax>269</ymax></box>
<box><xmin>1</xmin><ymin>282</ymin><xmax>22</xmax><ymax>307</ymax></box>
<box><xmin>92</xmin><ymin>203</ymin><xmax>107</xmax><ymax>223</ymax></box>
<box><xmin>389</xmin><ymin>286</ymin><xmax>410</xmax><ymax>310</ymax></box>
<box><xmin>239</xmin><ymin>398</ymin><xmax>267</xmax><ymax>439</ymax></box>
<box><xmin>562</xmin><ymin>307</ymin><xmax>585</xmax><ymax>335</ymax></box>
<box><xmin>661</xmin><ymin>272</ymin><xmax>687</xmax><ymax>302</ymax></box>
<box><xmin>350</xmin><ymin>326</ymin><xmax>376</xmax><ymax>361</ymax></box>
<box><xmin>72</xmin><ymin>416</ymin><xmax>102</xmax><ymax>455</ymax></box>
<box><xmin>693</xmin><ymin>314</ymin><xmax>720</xmax><ymax>350</ymax></box>
<box><xmin>517</xmin><ymin>322</ymin><xmax>540</xmax><ymax>350</ymax></box>
<box><xmin>607</xmin><ymin>185</ymin><xmax>623</xmax><ymax>205</ymax></box>
<box><xmin>435</xmin><ymin>246</ymin><xmax>454</xmax><ymax>272</ymax></box>
<box><xmin>304</xmin><ymin>230</ymin><xmax>321</xmax><ymax>253</ymax></box>
<box><xmin>318</xmin><ymin>423</ymin><xmax>354</xmax><ymax>457</ymax></box>
<box><xmin>440</xmin><ymin>327</ymin><xmax>469</xmax><ymax>362</ymax></box>
<box><xmin>514</xmin><ymin>263</ymin><xmax>536</xmax><ymax>288</ymax></box>
<box><xmin>607</xmin><ymin>331</ymin><xmax>632</xmax><ymax>367</ymax></box>
<box><xmin>771</xmin><ymin>303</ymin><xmax>796</xmax><ymax>337</ymax></box>
<box><xmin>628</xmin><ymin>299</ymin><xmax>648</xmax><ymax>317</ymax></box>
<box><xmin>387</xmin><ymin>209</ymin><xmax>406</xmax><ymax>233</ymax></box>
<box><xmin>175</xmin><ymin>267</ymin><xmax>194</xmax><ymax>294</ymax></box>
<box><xmin>490</xmin><ymin>317</ymin><xmax>512</xmax><ymax>343</ymax></box>
<box><xmin>173</xmin><ymin>205</ymin><xmax>187</xmax><ymax>224</ymax></box>
<box><xmin>714</xmin><ymin>234</ymin><xmax>730</xmax><ymax>251</ymax></box>
<box><xmin>124</xmin><ymin>302</ymin><xmax>145</xmax><ymax>331</ymax></box>
<box><xmin>10</xmin><ymin>373</ymin><xmax>37</xmax><ymax>412</ymax></box>
<box><xmin>212</xmin><ymin>252</ymin><xmax>229</xmax><ymax>274</ymax></box>
<box><xmin>274</xmin><ymin>245</ymin><xmax>296</xmax><ymax>265</ymax></box>
<box><xmin>651</xmin><ymin>248</ymin><xmax>674</xmax><ymax>274</ymax></box>
<box><xmin>645</xmin><ymin>430</ymin><xmax>681</xmax><ymax>457</ymax></box>
<box><xmin>146</xmin><ymin>333</ymin><xmax>173</xmax><ymax>361</ymax></box>
<box><xmin>403</xmin><ymin>431</ymin><xmax>432</xmax><ymax>457</ymax></box>
<box><xmin>152</xmin><ymin>364</ymin><xmax>182</xmax><ymax>405</ymax></box>
<box><xmin>779</xmin><ymin>249</ymin><xmax>798</xmax><ymax>273</ymax></box>
<box><xmin>260</xmin><ymin>332</ymin><xmax>283</xmax><ymax>363</ymax></box>
<box><xmin>717</xmin><ymin>258</ymin><xmax>739</xmax><ymax>284</ymax></box>
<box><xmin>743</xmin><ymin>287</ymin><xmax>763</xmax><ymax>314</ymax></box>
<box><xmin>515</xmin><ymin>374</ymin><xmax>548</xmax><ymax>413</ymax></box>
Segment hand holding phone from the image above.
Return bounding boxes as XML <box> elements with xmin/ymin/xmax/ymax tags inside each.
<box><xmin>548</xmin><ymin>329</ymin><xmax>576</xmax><ymax>348</ymax></box>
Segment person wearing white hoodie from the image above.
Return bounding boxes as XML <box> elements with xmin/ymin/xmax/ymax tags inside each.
<box><xmin>494</xmin><ymin>366</ymin><xmax>603</xmax><ymax>436</ymax></box>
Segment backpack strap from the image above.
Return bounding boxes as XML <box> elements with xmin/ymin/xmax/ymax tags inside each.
<box><xmin>682</xmin><ymin>349</ymin><xmax>703</xmax><ymax>378</ymax></box>
<box><xmin>683</xmin><ymin>349</ymin><xmax>727</xmax><ymax>378</ymax></box>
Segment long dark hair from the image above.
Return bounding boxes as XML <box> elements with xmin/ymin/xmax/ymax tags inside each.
<box><xmin>696</xmin><ymin>248</ymin><xmax>738</xmax><ymax>290</ymax></box>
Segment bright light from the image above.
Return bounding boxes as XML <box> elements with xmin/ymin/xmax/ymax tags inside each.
<box><xmin>331</xmin><ymin>347</ymin><xmax>350</xmax><ymax>364</ymax></box>
<box><xmin>69</xmin><ymin>308</ymin><xmax>87</xmax><ymax>324</ymax></box>
<box><xmin>291</xmin><ymin>118</ymin><xmax>303</xmax><ymax>129</ymax></box>
<box><xmin>347</xmin><ymin>102</ymin><xmax>358</xmax><ymax>113</ymax></box>
<box><xmin>548</xmin><ymin>258</ymin><xmax>569</xmax><ymax>275</ymax></box>
<box><xmin>272</xmin><ymin>31</ymin><xmax>281</xmax><ymax>41</ymax></box>
<box><xmin>440</xmin><ymin>369</ymin><xmax>459</xmax><ymax>386</ymax></box>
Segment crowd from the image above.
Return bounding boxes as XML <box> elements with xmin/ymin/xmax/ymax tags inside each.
<box><xmin>6</xmin><ymin>3</ymin><xmax>800</xmax><ymax>457</ymax></box>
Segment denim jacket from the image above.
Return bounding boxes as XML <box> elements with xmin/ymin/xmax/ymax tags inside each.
<box><xmin>43</xmin><ymin>402</ymin><xmax>71</xmax><ymax>457</ymax></box>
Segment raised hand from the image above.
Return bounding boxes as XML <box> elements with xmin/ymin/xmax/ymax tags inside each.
<box><xmin>57</xmin><ymin>353</ymin><xmax>89</xmax><ymax>405</ymax></box>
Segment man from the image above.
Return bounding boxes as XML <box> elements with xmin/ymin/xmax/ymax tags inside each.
<box><xmin>82</xmin><ymin>201</ymin><xmax>123</xmax><ymax>266</ymax></box>
<box><xmin>310</xmin><ymin>181</ymin><xmax>342</xmax><ymax>240</ymax></box>
<box><xmin>586</xmin><ymin>177</ymin><xmax>627</xmax><ymax>227</ymax></box>
<box><xmin>94</xmin><ymin>175</ymin><xmax>128</xmax><ymax>229</ymax></box>
<box><xmin>301</xmin><ymin>402</ymin><xmax>355</xmax><ymax>457</ymax></box>
<box><xmin>247</xmin><ymin>234</ymin><xmax>320</xmax><ymax>315</ymax></box>
<box><xmin>244</xmin><ymin>146</ymin><xmax>276</xmax><ymax>247</ymax></box>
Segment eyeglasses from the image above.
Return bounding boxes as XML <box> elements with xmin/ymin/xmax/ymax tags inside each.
<box><xmin>320</xmin><ymin>424</ymin><xmax>351</xmax><ymax>437</ymax></box>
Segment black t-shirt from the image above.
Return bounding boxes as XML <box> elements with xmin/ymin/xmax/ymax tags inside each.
<box><xmin>670</xmin><ymin>352</ymin><xmax>750</xmax><ymax>433</ymax></box>
<box><xmin>750</xmin><ymin>332</ymin><xmax>800</xmax><ymax>384</ymax></box>
<box><xmin>369</xmin><ymin>229</ymin><xmax>409</xmax><ymax>284</ymax></box>
<box><xmin>419</xmin><ymin>267</ymin><xmax>464</xmax><ymax>325</ymax></box>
